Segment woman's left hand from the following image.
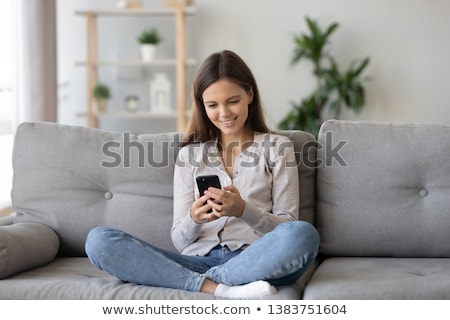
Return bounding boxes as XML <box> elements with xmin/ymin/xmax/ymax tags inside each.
<box><xmin>205</xmin><ymin>185</ymin><xmax>245</xmax><ymax>218</ymax></box>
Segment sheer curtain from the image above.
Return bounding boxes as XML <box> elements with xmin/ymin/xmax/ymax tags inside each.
<box><xmin>0</xmin><ymin>0</ymin><xmax>57</xmax><ymax>214</ymax></box>
<box><xmin>0</xmin><ymin>0</ymin><xmax>17</xmax><ymax>134</ymax></box>
<box><xmin>16</xmin><ymin>0</ymin><xmax>57</xmax><ymax>128</ymax></box>
<box><xmin>0</xmin><ymin>0</ymin><xmax>17</xmax><ymax>213</ymax></box>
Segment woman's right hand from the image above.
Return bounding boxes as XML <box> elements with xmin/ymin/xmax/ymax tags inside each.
<box><xmin>190</xmin><ymin>193</ymin><xmax>219</xmax><ymax>224</ymax></box>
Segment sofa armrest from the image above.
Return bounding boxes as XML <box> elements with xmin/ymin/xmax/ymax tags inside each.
<box><xmin>0</xmin><ymin>215</ymin><xmax>14</xmax><ymax>226</ymax></box>
<box><xmin>0</xmin><ymin>223</ymin><xmax>60</xmax><ymax>279</ymax></box>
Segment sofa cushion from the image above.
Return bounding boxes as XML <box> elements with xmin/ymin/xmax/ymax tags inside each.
<box><xmin>11</xmin><ymin>122</ymin><xmax>316</xmax><ymax>257</ymax></box>
<box><xmin>316</xmin><ymin>120</ymin><xmax>450</xmax><ymax>257</ymax></box>
<box><xmin>12</xmin><ymin>122</ymin><xmax>180</xmax><ymax>256</ymax></box>
<box><xmin>0</xmin><ymin>223</ymin><xmax>59</xmax><ymax>279</ymax></box>
<box><xmin>303</xmin><ymin>257</ymin><xmax>450</xmax><ymax>299</ymax></box>
<box><xmin>0</xmin><ymin>257</ymin><xmax>302</xmax><ymax>299</ymax></box>
<box><xmin>278</xmin><ymin>130</ymin><xmax>317</xmax><ymax>224</ymax></box>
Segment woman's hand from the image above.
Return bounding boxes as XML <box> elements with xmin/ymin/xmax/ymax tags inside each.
<box><xmin>190</xmin><ymin>185</ymin><xmax>245</xmax><ymax>223</ymax></box>
<box><xmin>205</xmin><ymin>185</ymin><xmax>245</xmax><ymax>218</ymax></box>
<box><xmin>190</xmin><ymin>193</ymin><xmax>220</xmax><ymax>224</ymax></box>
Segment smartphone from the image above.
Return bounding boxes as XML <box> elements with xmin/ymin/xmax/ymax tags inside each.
<box><xmin>195</xmin><ymin>175</ymin><xmax>222</xmax><ymax>213</ymax></box>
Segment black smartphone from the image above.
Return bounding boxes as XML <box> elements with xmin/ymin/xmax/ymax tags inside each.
<box><xmin>195</xmin><ymin>175</ymin><xmax>222</xmax><ymax>213</ymax></box>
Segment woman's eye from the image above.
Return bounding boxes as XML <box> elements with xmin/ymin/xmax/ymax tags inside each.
<box><xmin>206</xmin><ymin>104</ymin><xmax>217</xmax><ymax>108</ymax></box>
<box><xmin>229</xmin><ymin>100</ymin><xmax>239</xmax><ymax>104</ymax></box>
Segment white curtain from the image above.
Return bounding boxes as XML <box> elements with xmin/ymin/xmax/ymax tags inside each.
<box><xmin>16</xmin><ymin>0</ymin><xmax>57</xmax><ymax>127</ymax></box>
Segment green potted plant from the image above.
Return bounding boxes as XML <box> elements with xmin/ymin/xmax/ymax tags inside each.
<box><xmin>278</xmin><ymin>16</ymin><xmax>371</xmax><ymax>137</ymax></box>
<box><xmin>93</xmin><ymin>83</ymin><xmax>111</xmax><ymax>113</ymax></box>
<box><xmin>138</xmin><ymin>27</ymin><xmax>162</xmax><ymax>62</ymax></box>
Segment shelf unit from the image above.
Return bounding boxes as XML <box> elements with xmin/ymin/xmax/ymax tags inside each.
<box><xmin>75</xmin><ymin>6</ymin><xmax>195</xmax><ymax>131</ymax></box>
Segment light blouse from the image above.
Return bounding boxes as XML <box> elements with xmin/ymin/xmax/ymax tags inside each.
<box><xmin>171</xmin><ymin>132</ymin><xmax>299</xmax><ymax>256</ymax></box>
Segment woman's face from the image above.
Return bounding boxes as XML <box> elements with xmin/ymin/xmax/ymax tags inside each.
<box><xmin>202</xmin><ymin>79</ymin><xmax>253</xmax><ymax>138</ymax></box>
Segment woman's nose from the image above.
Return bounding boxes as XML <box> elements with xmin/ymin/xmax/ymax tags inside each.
<box><xmin>218</xmin><ymin>105</ymin><xmax>230</xmax><ymax>116</ymax></box>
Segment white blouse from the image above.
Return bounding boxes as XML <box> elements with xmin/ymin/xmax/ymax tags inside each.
<box><xmin>171</xmin><ymin>132</ymin><xmax>299</xmax><ymax>256</ymax></box>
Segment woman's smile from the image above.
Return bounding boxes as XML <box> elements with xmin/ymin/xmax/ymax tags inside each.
<box><xmin>220</xmin><ymin>117</ymin><xmax>237</xmax><ymax>127</ymax></box>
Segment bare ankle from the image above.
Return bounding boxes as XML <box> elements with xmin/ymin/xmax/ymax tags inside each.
<box><xmin>200</xmin><ymin>278</ymin><xmax>218</xmax><ymax>294</ymax></box>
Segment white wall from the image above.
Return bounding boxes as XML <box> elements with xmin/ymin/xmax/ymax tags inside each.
<box><xmin>57</xmin><ymin>0</ymin><xmax>450</xmax><ymax>131</ymax></box>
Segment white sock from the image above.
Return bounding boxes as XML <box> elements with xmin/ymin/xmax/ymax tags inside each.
<box><xmin>214</xmin><ymin>280</ymin><xmax>277</xmax><ymax>299</ymax></box>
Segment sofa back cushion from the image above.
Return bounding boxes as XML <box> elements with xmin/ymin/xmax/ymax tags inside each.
<box><xmin>12</xmin><ymin>122</ymin><xmax>316</xmax><ymax>257</ymax></box>
<box><xmin>13</xmin><ymin>122</ymin><xmax>180</xmax><ymax>256</ymax></box>
<box><xmin>316</xmin><ymin>120</ymin><xmax>450</xmax><ymax>257</ymax></box>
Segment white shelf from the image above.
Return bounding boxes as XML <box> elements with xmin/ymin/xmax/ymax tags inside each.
<box><xmin>75</xmin><ymin>7</ymin><xmax>196</xmax><ymax>17</ymax></box>
<box><xmin>97</xmin><ymin>111</ymin><xmax>177</xmax><ymax>118</ymax></box>
<box><xmin>75</xmin><ymin>58</ymin><xmax>197</xmax><ymax>67</ymax></box>
<box><xmin>76</xmin><ymin>110</ymin><xmax>192</xmax><ymax>119</ymax></box>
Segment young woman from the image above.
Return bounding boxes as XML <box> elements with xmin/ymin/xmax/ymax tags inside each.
<box><xmin>86</xmin><ymin>50</ymin><xmax>320</xmax><ymax>299</ymax></box>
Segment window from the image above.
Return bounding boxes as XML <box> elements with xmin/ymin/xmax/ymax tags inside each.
<box><xmin>0</xmin><ymin>0</ymin><xmax>17</xmax><ymax>134</ymax></box>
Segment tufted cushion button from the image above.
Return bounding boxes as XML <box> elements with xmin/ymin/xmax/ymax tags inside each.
<box><xmin>104</xmin><ymin>191</ymin><xmax>113</xmax><ymax>200</ymax></box>
<box><xmin>419</xmin><ymin>189</ymin><xmax>428</xmax><ymax>197</ymax></box>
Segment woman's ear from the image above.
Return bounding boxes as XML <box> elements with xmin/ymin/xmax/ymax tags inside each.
<box><xmin>248</xmin><ymin>86</ymin><xmax>254</xmax><ymax>104</ymax></box>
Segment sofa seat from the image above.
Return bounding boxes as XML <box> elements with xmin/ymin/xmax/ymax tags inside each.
<box><xmin>0</xmin><ymin>257</ymin><xmax>200</xmax><ymax>300</ymax></box>
<box><xmin>303</xmin><ymin>257</ymin><xmax>450</xmax><ymax>299</ymax></box>
<box><xmin>0</xmin><ymin>257</ymin><xmax>305</xmax><ymax>300</ymax></box>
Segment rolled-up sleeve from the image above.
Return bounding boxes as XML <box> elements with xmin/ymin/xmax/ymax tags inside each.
<box><xmin>240</xmin><ymin>134</ymin><xmax>299</xmax><ymax>235</ymax></box>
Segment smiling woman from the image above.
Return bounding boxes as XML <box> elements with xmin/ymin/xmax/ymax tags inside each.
<box><xmin>84</xmin><ymin>50</ymin><xmax>320</xmax><ymax>299</ymax></box>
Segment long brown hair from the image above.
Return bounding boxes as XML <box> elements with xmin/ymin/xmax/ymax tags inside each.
<box><xmin>182</xmin><ymin>50</ymin><xmax>269</xmax><ymax>146</ymax></box>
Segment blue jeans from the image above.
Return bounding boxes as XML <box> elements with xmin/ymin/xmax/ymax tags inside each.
<box><xmin>85</xmin><ymin>221</ymin><xmax>320</xmax><ymax>293</ymax></box>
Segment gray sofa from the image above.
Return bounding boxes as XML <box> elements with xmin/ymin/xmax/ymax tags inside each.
<box><xmin>1</xmin><ymin>120</ymin><xmax>449</xmax><ymax>299</ymax></box>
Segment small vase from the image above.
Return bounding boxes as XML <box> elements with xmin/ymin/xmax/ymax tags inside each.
<box><xmin>140</xmin><ymin>44</ymin><xmax>157</xmax><ymax>62</ymax></box>
<box><xmin>150</xmin><ymin>73</ymin><xmax>171</xmax><ymax>113</ymax></box>
<box><xmin>94</xmin><ymin>99</ymin><xmax>108</xmax><ymax>113</ymax></box>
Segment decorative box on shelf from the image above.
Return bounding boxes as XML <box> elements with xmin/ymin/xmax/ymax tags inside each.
<box><xmin>116</xmin><ymin>1</ymin><xmax>142</xmax><ymax>9</ymax></box>
<box><xmin>164</xmin><ymin>0</ymin><xmax>193</xmax><ymax>8</ymax></box>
